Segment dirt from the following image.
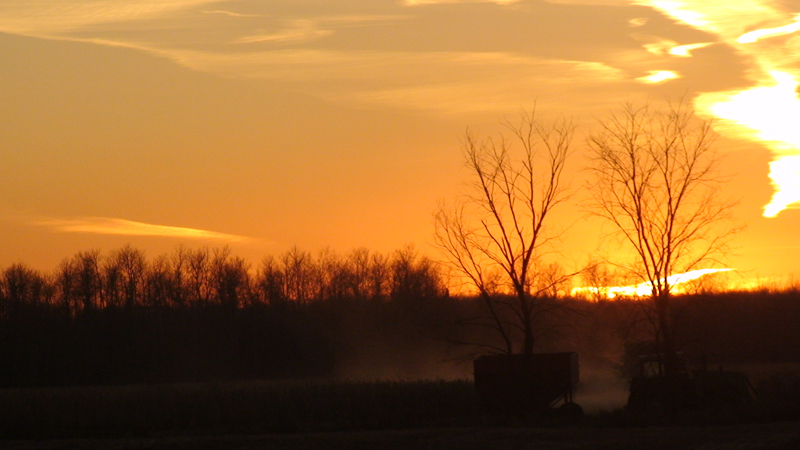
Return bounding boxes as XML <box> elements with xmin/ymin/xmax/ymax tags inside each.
<box><xmin>3</xmin><ymin>421</ymin><xmax>799</xmax><ymax>450</ymax></box>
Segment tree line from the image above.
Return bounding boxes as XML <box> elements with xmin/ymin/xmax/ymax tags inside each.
<box><xmin>0</xmin><ymin>244</ymin><xmax>454</xmax><ymax>387</ymax></box>
<box><xmin>2</xmin><ymin>244</ymin><xmax>800</xmax><ymax>388</ymax></box>
<box><xmin>0</xmin><ymin>244</ymin><xmax>445</xmax><ymax>315</ymax></box>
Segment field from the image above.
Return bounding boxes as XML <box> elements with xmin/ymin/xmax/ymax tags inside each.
<box><xmin>2</xmin><ymin>371</ymin><xmax>800</xmax><ymax>449</ymax></box>
<box><xmin>0</xmin><ymin>379</ymin><xmax>482</xmax><ymax>439</ymax></box>
<box><xmin>3</xmin><ymin>421</ymin><xmax>800</xmax><ymax>449</ymax></box>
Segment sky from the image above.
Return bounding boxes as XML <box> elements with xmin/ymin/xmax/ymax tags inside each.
<box><xmin>1</xmin><ymin>0</ymin><xmax>799</xmax><ymax>286</ymax></box>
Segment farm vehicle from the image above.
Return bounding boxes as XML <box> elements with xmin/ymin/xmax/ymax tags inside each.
<box><xmin>473</xmin><ymin>352</ymin><xmax>582</xmax><ymax>417</ymax></box>
<box><xmin>626</xmin><ymin>348</ymin><xmax>755</xmax><ymax>413</ymax></box>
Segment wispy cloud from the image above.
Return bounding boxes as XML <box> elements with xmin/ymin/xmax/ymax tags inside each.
<box><xmin>35</xmin><ymin>217</ymin><xmax>254</xmax><ymax>243</ymax></box>
<box><xmin>202</xmin><ymin>10</ymin><xmax>263</xmax><ymax>18</ymax></box>
<box><xmin>0</xmin><ymin>0</ymin><xmax>224</xmax><ymax>35</ymax></box>
<box><xmin>0</xmin><ymin>0</ymin><xmax>640</xmax><ymax>117</ymax></box>
<box><xmin>160</xmin><ymin>48</ymin><xmax>626</xmax><ymax>113</ymax></box>
<box><xmin>238</xmin><ymin>20</ymin><xmax>333</xmax><ymax>43</ymax></box>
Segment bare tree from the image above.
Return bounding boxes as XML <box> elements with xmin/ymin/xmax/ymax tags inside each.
<box><xmin>210</xmin><ymin>247</ymin><xmax>252</xmax><ymax>308</ymax></box>
<box><xmin>186</xmin><ymin>247</ymin><xmax>212</xmax><ymax>306</ymax></box>
<box><xmin>585</xmin><ymin>100</ymin><xmax>738</xmax><ymax>377</ymax></box>
<box><xmin>434</xmin><ymin>111</ymin><xmax>574</xmax><ymax>356</ymax></box>
<box><xmin>57</xmin><ymin>250</ymin><xmax>103</xmax><ymax>313</ymax></box>
<box><xmin>105</xmin><ymin>245</ymin><xmax>147</xmax><ymax>309</ymax></box>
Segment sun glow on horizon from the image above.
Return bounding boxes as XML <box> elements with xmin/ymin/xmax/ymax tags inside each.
<box><xmin>571</xmin><ymin>268</ymin><xmax>735</xmax><ymax>300</ymax></box>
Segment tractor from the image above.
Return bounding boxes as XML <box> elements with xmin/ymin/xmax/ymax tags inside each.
<box><xmin>625</xmin><ymin>344</ymin><xmax>754</xmax><ymax>413</ymax></box>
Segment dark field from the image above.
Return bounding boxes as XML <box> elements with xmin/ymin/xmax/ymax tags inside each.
<box><xmin>0</xmin><ymin>380</ymin><xmax>479</xmax><ymax>439</ymax></box>
<box><xmin>3</xmin><ymin>371</ymin><xmax>800</xmax><ymax>449</ymax></box>
<box><xmin>4</xmin><ymin>421</ymin><xmax>800</xmax><ymax>450</ymax></box>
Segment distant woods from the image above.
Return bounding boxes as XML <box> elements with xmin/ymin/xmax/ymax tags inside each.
<box><xmin>0</xmin><ymin>245</ymin><xmax>453</xmax><ymax>387</ymax></box>
<box><xmin>2</xmin><ymin>245</ymin><xmax>445</xmax><ymax>313</ymax></box>
<box><xmin>3</xmin><ymin>245</ymin><xmax>800</xmax><ymax>389</ymax></box>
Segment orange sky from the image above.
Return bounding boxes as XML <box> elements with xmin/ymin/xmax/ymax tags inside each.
<box><xmin>1</xmin><ymin>0</ymin><xmax>799</xmax><ymax>286</ymax></box>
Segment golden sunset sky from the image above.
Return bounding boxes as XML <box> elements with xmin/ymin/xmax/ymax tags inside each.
<box><xmin>2</xmin><ymin>0</ymin><xmax>799</xmax><ymax>286</ymax></box>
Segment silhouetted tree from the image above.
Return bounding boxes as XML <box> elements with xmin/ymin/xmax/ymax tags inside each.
<box><xmin>256</xmin><ymin>255</ymin><xmax>286</xmax><ymax>306</ymax></box>
<box><xmin>282</xmin><ymin>246</ymin><xmax>318</xmax><ymax>303</ymax></box>
<box><xmin>210</xmin><ymin>247</ymin><xmax>251</xmax><ymax>308</ymax></box>
<box><xmin>1</xmin><ymin>264</ymin><xmax>51</xmax><ymax>316</ymax></box>
<box><xmin>586</xmin><ymin>100</ymin><xmax>739</xmax><ymax>377</ymax></box>
<box><xmin>390</xmin><ymin>245</ymin><xmax>445</xmax><ymax>303</ymax></box>
<box><xmin>186</xmin><ymin>247</ymin><xmax>212</xmax><ymax>306</ymax></box>
<box><xmin>104</xmin><ymin>245</ymin><xmax>146</xmax><ymax>309</ymax></box>
<box><xmin>434</xmin><ymin>110</ymin><xmax>574</xmax><ymax>355</ymax></box>
<box><xmin>57</xmin><ymin>250</ymin><xmax>103</xmax><ymax>313</ymax></box>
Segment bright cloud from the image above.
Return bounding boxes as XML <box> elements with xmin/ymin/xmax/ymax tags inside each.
<box><xmin>636</xmin><ymin>0</ymin><xmax>800</xmax><ymax>217</ymax></box>
<box><xmin>637</xmin><ymin>0</ymin><xmax>782</xmax><ymax>38</ymax></box>
<box><xmin>636</xmin><ymin>70</ymin><xmax>679</xmax><ymax>83</ymax></box>
<box><xmin>765</xmin><ymin>156</ymin><xmax>800</xmax><ymax>217</ymax></box>
<box><xmin>669</xmin><ymin>42</ymin><xmax>712</xmax><ymax>56</ymax></box>
<box><xmin>36</xmin><ymin>217</ymin><xmax>254</xmax><ymax>243</ymax></box>
<box><xmin>698</xmin><ymin>71</ymin><xmax>800</xmax><ymax>154</ymax></box>
<box><xmin>738</xmin><ymin>14</ymin><xmax>800</xmax><ymax>43</ymax></box>
<box><xmin>642</xmin><ymin>38</ymin><xmax>711</xmax><ymax>57</ymax></box>
<box><xmin>696</xmin><ymin>71</ymin><xmax>800</xmax><ymax>217</ymax></box>
<box><xmin>646</xmin><ymin>1</ymin><xmax>708</xmax><ymax>28</ymax></box>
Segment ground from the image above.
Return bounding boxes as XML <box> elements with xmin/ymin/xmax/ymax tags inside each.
<box><xmin>3</xmin><ymin>421</ymin><xmax>800</xmax><ymax>450</ymax></box>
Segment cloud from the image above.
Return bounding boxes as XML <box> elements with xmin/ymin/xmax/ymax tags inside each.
<box><xmin>635</xmin><ymin>0</ymin><xmax>800</xmax><ymax>217</ymax></box>
<box><xmin>738</xmin><ymin>13</ymin><xmax>800</xmax><ymax>43</ymax></box>
<box><xmin>238</xmin><ymin>20</ymin><xmax>333</xmax><ymax>43</ymax></box>
<box><xmin>629</xmin><ymin>17</ymin><xmax>648</xmax><ymax>27</ymax></box>
<box><xmin>0</xmin><ymin>0</ymin><xmax>638</xmax><ymax>119</ymax></box>
<box><xmin>202</xmin><ymin>10</ymin><xmax>262</xmax><ymax>18</ymax></box>
<box><xmin>668</xmin><ymin>42</ymin><xmax>712</xmax><ymax>56</ymax></box>
<box><xmin>403</xmin><ymin>0</ymin><xmax>520</xmax><ymax>5</ymax></box>
<box><xmin>0</xmin><ymin>0</ymin><xmax>224</xmax><ymax>35</ymax></box>
<box><xmin>636</xmin><ymin>70</ymin><xmax>679</xmax><ymax>83</ymax></box>
<box><xmin>35</xmin><ymin>217</ymin><xmax>255</xmax><ymax>243</ymax></box>
<box><xmin>695</xmin><ymin>71</ymin><xmax>800</xmax><ymax>217</ymax></box>
<box><xmin>633</xmin><ymin>0</ymin><xmax>784</xmax><ymax>39</ymax></box>
<box><xmin>158</xmin><ymin>48</ymin><xmax>626</xmax><ymax>113</ymax></box>
<box><xmin>642</xmin><ymin>38</ymin><xmax>712</xmax><ymax>57</ymax></box>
